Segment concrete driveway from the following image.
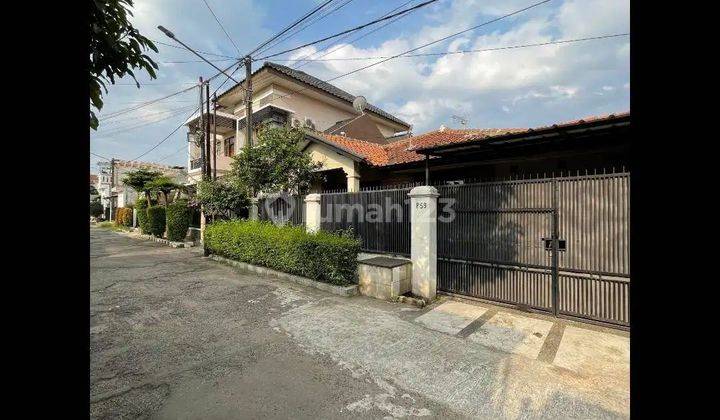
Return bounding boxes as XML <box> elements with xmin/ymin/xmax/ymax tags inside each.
<box><xmin>90</xmin><ymin>227</ymin><xmax>629</xmax><ymax>419</ymax></box>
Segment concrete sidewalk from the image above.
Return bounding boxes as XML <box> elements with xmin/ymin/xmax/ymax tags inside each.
<box><xmin>91</xmin><ymin>227</ymin><xmax>629</xmax><ymax>419</ymax></box>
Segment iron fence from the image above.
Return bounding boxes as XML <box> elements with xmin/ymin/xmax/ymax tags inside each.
<box><xmin>436</xmin><ymin>171</ymin><xmax>630</xmax><ymax>328</ymax></box>
<box><xmin>258</xmin><ymin>194</ymin><xmax>306</xmax><ymax>226</ymax></box>
<box><xmin>321</xmin><ymin>187</ymin><xmax>411</xmax><ymax>256</ymax></box>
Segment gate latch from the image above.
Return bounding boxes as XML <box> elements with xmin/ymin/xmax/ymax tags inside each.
<box><xmin>543</xmin><ymin>238</ymin><xmax>567</xmax><ymax>251</ymax></box>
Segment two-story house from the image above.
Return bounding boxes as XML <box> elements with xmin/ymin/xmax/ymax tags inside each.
<box><xmin>184</xmin><ymin>62</ymin><xmax>412</xmax><ymax>191</ymax></box>
<box><xmin>185</xmin><ymin>62</ymin><xmax>630</xmax><ymax>192</ymax></box>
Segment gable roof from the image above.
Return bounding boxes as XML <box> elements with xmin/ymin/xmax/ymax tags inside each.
<box><xmin>311</xmin><ymin>111</ymin><xmax>630</xmax><ymax>168</ymax></box>
<box><xmin>218</xmin><ymin>62</ymin><xmax>410</xmax><ymax>129</ymax></box>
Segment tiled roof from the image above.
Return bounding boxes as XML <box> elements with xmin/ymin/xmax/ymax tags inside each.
<box><xmin>89</xmin><ymin>174</ymin><xmax>98</xmax><ymax>185</ymax></box>
<box><xmin>219</xmin><ymin>62</ymin><xmax>410</xmax><ymax>128</ymax></box>
<box><xmin>114</xmin><ymin>159</ymin><xmax>186</xmax><ymax>171</ymax></box>
<box><xmin>321</xmin><ymin>133</ymin><xmax>389</xmax><ymax>166</ymax></box>
<box><xmin>317</xmin><ymin>111</ymin><xmax>630</xmax><ymax>168</ymax></box>
<box><xmin>412</xmin><ymin>112</ymin><xmax>631</xmax><ymax>151</ymax></box>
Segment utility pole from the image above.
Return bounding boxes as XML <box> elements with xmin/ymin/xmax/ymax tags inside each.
<box><xmin>212</xmin><ymin>93</ymin><xmax>218</xmax><ymax>180</ymax></box>
<box><xmin>109</xmin><ymin>158</ymin><xmax>116</xmax><ymax>222</ymax></box>
<box><xmin>205</xmin><ymin>82</ymin><xmax>212</xmax><ymax>179</ymax></box>
<box><xmin>244</xmin><ymin>56</ymin><xmax>253</xmax><ymax>148</ymax></box>
<box><xmin>198</xmin><ymin>77</ymin><xmax>206</xmax><ymax>180</ymax></box>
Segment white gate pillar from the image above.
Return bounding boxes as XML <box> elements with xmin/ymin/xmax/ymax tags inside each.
<box><xmin>408</xmin><ymin>186</ymin><xmax>439</xmax><ymax>300</ymax></box>
<box><xmin>304</xmin><ymin>193</ymin><xmax>322</xmax><ymax>233</ymax></box>
<box><xmin>249</xmin><ymin>197</ymin><xmax>260</xmax><ymax>221</ymax></box>
<box><xmin>132</xmin><ymin>208</ymin><xmax>137</xmax><ymax>228</ymax></box>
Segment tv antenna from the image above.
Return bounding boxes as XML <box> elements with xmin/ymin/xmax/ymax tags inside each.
<box><xmin>452</xmin><ymin>114</ymin><xmax>468</xmax><ymax>127</ymax></box>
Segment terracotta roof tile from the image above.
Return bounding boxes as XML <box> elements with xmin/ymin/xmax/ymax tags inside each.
<box><xmin>411</xmin><ymin>111</ymin><xmax>631</xmax><ymax>151</ymax></box>
<box><xmin>321</xmin><ymin>133</ymin><xmax>389</xmax><ymax>166</ymax></box>
<box><xmin>318</xmin><ymin>111</ymin><xmax>629</xmax><ymax>167</ymax></box>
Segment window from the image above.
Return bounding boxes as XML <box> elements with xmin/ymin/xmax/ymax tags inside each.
<box><xmin>225</xmin><ymin>136</ymin><xmax>235</xmax><ymax>156</ymax></box>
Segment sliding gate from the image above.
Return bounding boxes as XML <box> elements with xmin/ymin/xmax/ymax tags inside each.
<box><xmin>437</xmin><ymin>172</ymin><xmax>630</xmax><ymax>328</ymax></box>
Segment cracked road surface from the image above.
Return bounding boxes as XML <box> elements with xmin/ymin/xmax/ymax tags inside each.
<box><xmin>91</xmin><ymin>227</ymin><xmax>628</xmax><ymax>419</ymax></box>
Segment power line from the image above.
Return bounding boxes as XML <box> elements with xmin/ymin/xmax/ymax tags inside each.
<box><xmin>270</xmin><ymin>33</ymin><xmax>628</xmax><ymax>63</ymax></box>
<box><xmin>247</xmin><ymin>0</ymin><xmax>336</xmax><ymax>57</ymax></box>
<box><xmin>157</xmin><ymin>143</ymin><xmax>191</xmax><ymax>163</ymax></box>
<box><xmin>292</xmin><ymin>0</ymin><xmax>416</xmax><ymax>69</ymax></box>
<box><xmin>256</xmin><ymin>0</ymin><xmax>439</xmax><ymax>61</ymax></box>
<box><xmin>95</xmin><ymin>106</ymin><xmax>198</xmax><ymax>136</ymax></box>
<box><xmin>90</xmin><ymin>151</ymin><xmax>112</xmax><ymax>161</ymax></box>
<box><xmin>158</xmin><ymin>58</ymin><xmax>236</xmax><ymax>64</ymax></box>
<box><xmin>254</xmin><ymin>0</ymin><xmax>355</xmax><ymax>58</ymax></box>
<box><xmin>257</xmin><ymin>0</ymin><xmax>554</xmax><ymax>111</ymax></box>
<box><xmin>128</xmin><ymin>106</ymin><xmax>200</xmax><ymax>162</ymax></box>
<box><xmin>149</xmin><ymin>38</ymin><xmax>237</xmax><ymax>59</ymax></box>
<box><xmin>112</xmin><ymin>82</ymin><xmax>198</xmax><ymax>85</ymax></box>
<box><xmin>107</xmin><ymin>2</ymin><xmax>331</xmax><ymax>164</ymax></box>
<box><xmin>101</xmin><ymin>104</ymin><xmax>199</xmax><ymax>125</ymax></box>
<box><xmin>202</xmin><ymin>0</ymin><xmax>242</xmax><ymax>56</ymax></box>
<box><xmin>98</xmin><ymin>85</ymin><xmax>197</xmax><ymax>120</ymax></box>
<box><xmin>319</xmin><ymin>0</ymin><xmax>554</xmax><ymax>83</ymax></box>
<box><xmin>99</xmin><ymin>59</ymin><xmax>244</xmax><ymax>122</ymax></box>
<box><xmin>125</xmin><ymin>66</ymin><xmax>242</xmax><ymax>164</ymax></box>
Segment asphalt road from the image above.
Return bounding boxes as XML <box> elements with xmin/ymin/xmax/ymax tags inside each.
<box><xmin>90</xmin><ymin>227</ymin><xmax>456</xmax><ymax>419</ymax></box>
<box><xmin>90</xmin><ymin>227</ymin><xmax>628</xmax><ymax>419</ymax></box>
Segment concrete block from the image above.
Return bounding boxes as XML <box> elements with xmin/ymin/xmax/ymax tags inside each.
<box><xmin>357</xmin><ymin>257</ymin><xmax>412</xmax><ymax>301</ymax></box>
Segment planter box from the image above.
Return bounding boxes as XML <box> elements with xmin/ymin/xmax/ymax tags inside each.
<box><xmin>357</xmin><ymin>257</ymin><xmax>412</xmax><ymax>301</ymax></box>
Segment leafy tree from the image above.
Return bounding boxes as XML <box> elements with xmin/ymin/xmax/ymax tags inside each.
<box><xmin>146</xmin><ymin>176</ymin><xmax>181</xmax><ymax>205</ymax></box>
<box><xmin>230</xmin><ymin>125</ymin><xmax>323</xmax><ymax>195</ymax></box>
<box><xmin>90</xmin><ymin>0</ymin><xmax>159</xmax><ymax>130</ymax></box>
<box><xmin>195</xmin><ymin>178</ymin><xmax>248</xmax><ymax>219</ymax></box>
<box><xmin>90</xmin><ymin>185</ymin><xmax>99</xmax><ymax>196</ymax></box>
<box><xmin>122</xmin><ymin>168</ymin><xmax>162</xmax><ymax>202</ymax></box>
<box><xmin>90</xmin><ymin>201</ymin><xmax>104</xmax><ymax>218</ymax></box>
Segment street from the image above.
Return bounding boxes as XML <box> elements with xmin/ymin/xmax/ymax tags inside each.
<box><xmin>90</xmin><ymin>227</ymin><xmax>629</xmax><ymax>419</ymax></box>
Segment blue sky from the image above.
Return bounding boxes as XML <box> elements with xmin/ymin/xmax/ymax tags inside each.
<box><xmin>90</xmin><ymin>0</ymin><xmax>629</xmax><ymax>173</ymax></box>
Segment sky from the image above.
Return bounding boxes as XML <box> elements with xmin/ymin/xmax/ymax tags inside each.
<box><xmin>89</xmin><ymin>0</ymin><xmax>630</xmax><ymax>173</ymax></box>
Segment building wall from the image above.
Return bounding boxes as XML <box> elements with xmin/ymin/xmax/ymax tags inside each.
<box><xmin>187</xmin><ymin>77</ymin><xmax>408</xmax><ymax>184</ymax></box>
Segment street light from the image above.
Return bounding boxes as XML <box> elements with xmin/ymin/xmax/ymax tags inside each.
<box><xmin>156</xmin><ymin>25</ymin><xmax>241</xmax><ymax>84</ymax></box>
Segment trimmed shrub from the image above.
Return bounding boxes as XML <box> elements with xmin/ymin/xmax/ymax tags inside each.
<box><xmin>114</xmin><ymin>207</ymin><xmax>133</xmax><ymax>227</ymax></box>
<box><xmin>90</xmin><ymin>201</ymin><xmax>103</xmax><ymax>218</ymax></box>
<box><xmin>136</xmin><ymin>198</ymin><xmax>150</xmax><ymax>234</ymax></box>
<box><xmin>166</xmin><ymin>201</ymin><xmax>190</xmax><ymax>242</ymax></box>
<box><xmin>205</xmin><ymin>220</ymin><xmax>361</xmax><ymax>285</ymax></box>
<box><xmin>146</xmin><ymin>205</ymin><xmax>166</xmax><ymax>237</ymax></box>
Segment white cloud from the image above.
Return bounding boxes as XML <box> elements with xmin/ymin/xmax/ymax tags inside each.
<box><xmin>91</xmin><ymin>0</ymin><xmax>630</xmax><ymax>168</ymax></box>
<box><xmin>303</xmin><ymin>0</ymin><xmax>629</xmax><ymax>131</ymax></box>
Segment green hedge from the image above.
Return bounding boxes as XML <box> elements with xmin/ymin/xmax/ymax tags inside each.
<box><xmin>166</xmin><ymin>201</ymin><xmax>190</xmax><ymax>242</ymax></box>
<box><xmin>136</xmin><ymin>198</ymin><xmax>150</xmax><ymax>234</ymax></box>
<box><xmin>90</xmin><ymin>201</ymin><xmax>103</xmax><ymax>218</ymax></box>
<box><xmin>146</xmin><ymin>205</ymin><xmax>166</xmax><ymax>237</ymax></box>
<box><xmin>205</xmin><ymin>220</ymin><xmax>360</xmax><ymax>285</ymax></box>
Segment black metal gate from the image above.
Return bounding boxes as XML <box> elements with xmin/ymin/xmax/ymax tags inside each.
<box><xmin>437</xmin><ymin>172</ymin><xmax>630</xmax><ymax>328</ymax></box>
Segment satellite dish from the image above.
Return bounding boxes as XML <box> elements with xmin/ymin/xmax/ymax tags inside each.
<box><xmin>353</xmin><ymin>96</ymin><xmax>367</xmax><ymax>114</ymax></box>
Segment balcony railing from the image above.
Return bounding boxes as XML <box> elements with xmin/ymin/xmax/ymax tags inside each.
<box><xmin>190</xmin><ymin>158</ymin><xmax>204</xmax><ymax>170</ymax></box>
